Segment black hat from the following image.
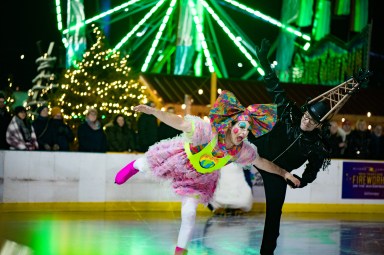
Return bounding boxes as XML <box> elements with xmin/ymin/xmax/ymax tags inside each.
<box><xmin>307</xmin><ymin>101</ymin><xmax>330</xmax><ymax>123</ymax></box>
<box><xmin>0</xmin><ymin>93</ymin><xmax>5</xmax><ymax>99</ymax></box>
<box><xmin>14</xmin><ymin>106</ymin><xmax>27</xmax><ymax>115</ymax></box>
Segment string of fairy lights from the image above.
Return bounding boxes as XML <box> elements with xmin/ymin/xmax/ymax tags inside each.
<box><xmin>49</xmin><ymin>25</ymin><xmax>149</xmax><ymax>123</ymax></box>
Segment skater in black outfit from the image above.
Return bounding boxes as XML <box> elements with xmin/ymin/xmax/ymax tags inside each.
<box><xmin>250</xmin><ymin>38</ymin><xmax>332</xmax><ymax>255</ymax></box>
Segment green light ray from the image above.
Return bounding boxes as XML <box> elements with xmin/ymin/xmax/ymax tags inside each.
<box><xmin>205</xmin><ymin>12</ymin><xmax>227</xmax><ymax>77</ymax></box>
<box><xmin>55</xmin><ymin>0</ymin><xmax>63</xmax><ymax>31</ymax></box>
<box><xmin>224</xmin><ymin>0</ymin><xmax>311</xmax><ymax>42</ymax></box>
<box><xmin>201</xmin><ymin>0</ymin><xmax>263</xmax><ymax>75</ymax></box>
<box><xmin>112</xmin><ymin>0</ymin><xmax>166</xmax><ymax>53</ymax></box>
<box><xmin>62</xmin><ymin>0</ymin><xmax>142</xmax><ymax>36</ymax></box>
<box><xmin>141</xmin><ymin>0</ymin><xmax>177</xmax><ymax>72</ymax></box>
<box><xmin>189</xmin><ymin>0</ymin><xmax>215</xmax><ymax>73</ymax></box>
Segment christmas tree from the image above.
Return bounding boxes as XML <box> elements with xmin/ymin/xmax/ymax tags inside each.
<box><xmin>48</xmin><ymin>24</ymin><xmax>149</xmax><ymax>128</ymax></box>
<box><xmin>27</xmin><ymin>42</ymin><xmax>57</xmax><ymax>116</ymax></box>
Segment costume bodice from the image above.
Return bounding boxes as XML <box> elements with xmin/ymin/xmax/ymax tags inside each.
<box><xmin>184</xmin><ymin>136</ymin><xmax>232</xmax><ymax>174</ymax></box>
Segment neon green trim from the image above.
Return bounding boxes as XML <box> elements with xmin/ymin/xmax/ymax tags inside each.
<box><xmin>281</xmin><ymin>203</ymin><xmax>384</xmax><ymax>214</ymax></box>
<box><xmin>184</xmin><ymin>136</ymin><xmax>231</xmax><ymax>174</ymax></box>
<box><xmin>1</xmin><ymin>202</ymin><xmax>384</xmax><ymax>214</ymax></box>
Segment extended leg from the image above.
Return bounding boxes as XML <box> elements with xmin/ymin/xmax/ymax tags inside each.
<box><xmin>115</xmin><ymin>157</ymin><xmax>149</xmax><ymax>184</ymax></box>
<box><xmin>175</xmin><ymin>196</ymin><xmax>199</xmax><ymax>254</ymax></box>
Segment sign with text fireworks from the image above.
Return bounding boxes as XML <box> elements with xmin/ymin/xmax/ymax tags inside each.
<box><xmin>342</xmin><ymin>161</ymin><xmax>384</xmax><ymax>199</ymax></box>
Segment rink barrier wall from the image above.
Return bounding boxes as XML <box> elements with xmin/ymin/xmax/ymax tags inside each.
<box><xmin>0</xmin><ymin>150</ymin><xmax>383</xmax><ymax>213</ymax></box>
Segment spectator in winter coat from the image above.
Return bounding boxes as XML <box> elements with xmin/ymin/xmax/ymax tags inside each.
<box><xmin>105</xmin><ymin>114</ymin><xmax>136</xmax><ymax>152</ymax></box>
<box><xmin>137</xmin><ymin>101</ymin><xmax>158</xmax><ymax>152</ymax></box>
<box><xmin>48</xmin><ymin>107</ymin><xmax>74</xmax><ymax>151</ymax></box>
<box><xmin>370</xmin><ymin>125</ymin><xmax>384</xmax><ymax>160</ymax></box>
<box><xmin>6</xmin><ymin>106</ymin><xmax>38</xmax><ymax>150</ymax></box>
<box><xmin>327</xmin><ymin>121</ymin><xmax>346</xmax><ymax>158</ymax></box>
<box><xmin>77</xmin><ymin>108</ymin><xmax>108</xmax><ymax>152</ymax></box>
<box><xmin>345</xmin><ymin>119</ymin><xmax>372</xmax><ymax>159</ymax></box>
<box><xmin>32</xmin><ymin>105</ymin><xmax>51</xmax><ymax>150</ymax></box>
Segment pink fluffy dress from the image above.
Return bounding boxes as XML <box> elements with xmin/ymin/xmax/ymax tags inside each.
<box><xmin>145</xmin><ymin>116</ymin><xmax>258</xmax><ymax>204</ymax></box>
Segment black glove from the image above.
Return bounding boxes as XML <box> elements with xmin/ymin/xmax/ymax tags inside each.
<box><xmin>256</xmin><ymin>38</ymin><xmax>272</xmax><ymax>73</ymax></box>
<box><xmin>286</xmin><ymin>174</ymin><xmax>308</xmax><ymax>189</ymax></box>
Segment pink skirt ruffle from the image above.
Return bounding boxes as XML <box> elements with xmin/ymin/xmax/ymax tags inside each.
<box><xmin>145</xmin><ymin>137</ymin><xmax>219</xmax><ymax>204</ymax></box>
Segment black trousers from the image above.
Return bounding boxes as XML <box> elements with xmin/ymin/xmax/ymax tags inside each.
<box><xmin>258</xmin><ymin>168</ymin><xmax>287</xmax><ymax>255</ymax></box>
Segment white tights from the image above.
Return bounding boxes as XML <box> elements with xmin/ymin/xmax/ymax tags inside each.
<box><xmin>134</xmin><ymin>157</ymin><xmax>199</xmax><ymax>249</ymax></box>
<box><xmin>177</xmin><ymin>196</ymin><xmax>199</xmax><ymax>249</ymax></box>
<box><xmin>133</xmin><ymin>157</ymin><xmax>150</xmax><ymax>172</ymax></box>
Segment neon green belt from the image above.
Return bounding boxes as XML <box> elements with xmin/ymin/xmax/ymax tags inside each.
<box><xmin>184</xmin><ymin>136</ymin><xmax>232</xmax><ymax>174</ymax></box>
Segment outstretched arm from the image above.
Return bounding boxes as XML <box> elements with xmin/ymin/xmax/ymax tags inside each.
<box><xmin>256</xmin><ymin>38</ymin><xmax>290</xmax><ymax>116</ymax></box>
<box><xmin>252</xmin><ymin>156</ymin><xmax>301</xmax><ymax>187</ymax></box>
<box><xmin>134</xmin><ymin>105</ymin><xmax>192</xmax><ymax>133</ymax></box>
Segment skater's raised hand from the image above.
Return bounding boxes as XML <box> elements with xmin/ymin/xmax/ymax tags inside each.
<box><xmin>134</xmin><ymin>104</ymin><xmax>156</xmax><ymax>115</ymax></box>
<box><xmin>134</xmin><ymin>104</ymin><xmax>192</xmax><ymax>133</ymax></box>
<box><xmin>256</xmin><ymin>38</ymin><xmax>271</xmax><ymax>61</ymax></box>
<box><xmin>256</xmin><ymin>38</ymin><xmax>272</xmax><ymax>73</ymax></box>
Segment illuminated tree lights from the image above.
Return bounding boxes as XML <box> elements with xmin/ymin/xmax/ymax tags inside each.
<box><xmin>48</xmin><ymin>25</ymin><xmax>149</xmax><ymax>127</ymax></box>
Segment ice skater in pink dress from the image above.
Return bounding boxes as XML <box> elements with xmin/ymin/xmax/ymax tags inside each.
<box><xmin>115</xmin><ymin>90</ymin><xmax>300</xmax><ymax>255</ymax></box>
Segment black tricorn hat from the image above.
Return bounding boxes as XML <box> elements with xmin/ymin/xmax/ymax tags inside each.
<box><xmin>306</xmin><ymin>101</ymin><xmax>330</xmax><ymax>123</ymax></box>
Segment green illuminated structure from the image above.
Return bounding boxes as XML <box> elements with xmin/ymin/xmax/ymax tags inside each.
<box><xmin>55</xmin><ymin>0</ymin><xmax>370</xmax><ymax>85</ymax></box>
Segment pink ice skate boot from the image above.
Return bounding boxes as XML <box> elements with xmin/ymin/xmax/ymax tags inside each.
<box><xmin>115</xmin><ymin>160</ymin><xmax>139</xmax><ymax>185</ymax></box>
<box><xmin>174</xmin><ymin>246</ymin><xmax>188</xmax><ymax>255</ymax></box>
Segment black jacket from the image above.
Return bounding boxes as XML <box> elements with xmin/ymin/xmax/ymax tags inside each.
<box><xmin>249</xmin><ymin>72</ymin><xmax>330</xmax><ymax>186</ymax></box>
<box><xmin>157</xmin><ymin>122</ymin><xmax>182</xmax><ymax>141</ymax></box>
<box><xmin>77</xmin><ymin>122</ymin><xmax>108</xmax><ymax>153</ymax></box>
<box><xmin>105</xmin><ymin>124</ymin><xmax>136</xmax><ymax>152</ymax></box>
<box><xmin>49</xmin><ymin>119</ymin><xmax>74</xmax><ymax>151</ymax></box>
<box><xmin>137</xmin><ymin>114</ymin><xmax>158</xmax><ymax>152</ymax></box>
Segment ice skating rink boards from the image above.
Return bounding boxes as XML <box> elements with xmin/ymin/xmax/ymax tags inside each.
<box><xmin>1</xmin><ymin>151</ymin><xmax>383</xmax><ymax>254</ymax></box>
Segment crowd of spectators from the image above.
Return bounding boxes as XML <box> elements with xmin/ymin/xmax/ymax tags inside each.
<box><xmin>0</xmin><ymin>97</ymin><xmax>184</xmax><ymax>154</ymax></box>
<box><xmin>327</xmin><ymin>119</ymin><xmax>384</xmax><ymax>160</ymax></box>
<box><xmin>0</xmin><ymin>94</ymin><xmax>383</xmax><ymax>160</ymax></box>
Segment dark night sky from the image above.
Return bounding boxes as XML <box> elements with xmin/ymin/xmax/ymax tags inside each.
<box><xmin>1</xmin><ymin>1</ymin><xmax>383</xmax><ymax>92</ymax></box>
<box><xmin>0</xmin><ymin>1</ymin><xmax>62</xmax><ymax>91</ymax></box>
